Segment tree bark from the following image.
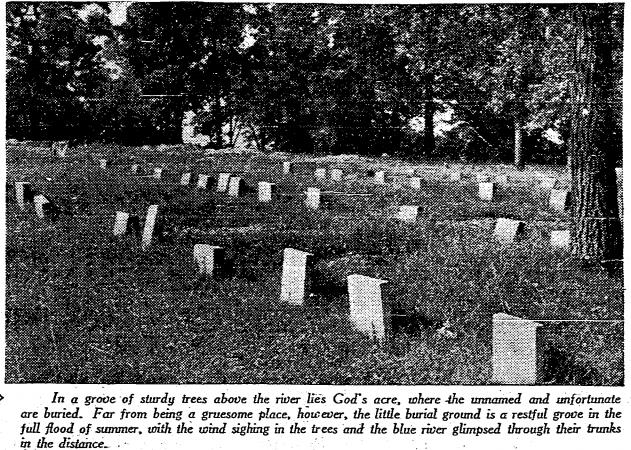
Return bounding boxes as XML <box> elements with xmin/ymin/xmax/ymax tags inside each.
<box><xmin>568</xmin><ymin>5</ymin><xmax>622</xmax><ymax>262</ymax></box>
<box><xmin>514</xmin><ymin>116</ymin><xmax>524</xmax><ymax>169</ymax></box>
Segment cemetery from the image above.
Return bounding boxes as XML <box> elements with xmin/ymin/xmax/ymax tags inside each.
<box><xmin>4</xmin><ymin>3</ymin><xmax>623</xmax><ymax>386</ymax></box>
<box><xmin>4</xmin><ymin>142</ymin><xmax>623</xmax><ymax>385</ymax></box>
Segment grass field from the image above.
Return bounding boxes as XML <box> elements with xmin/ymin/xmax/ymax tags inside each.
<box><xmin>4</xmin><ymin>143</ymin><xmax>624</xmax><ymax>385</ymax></box>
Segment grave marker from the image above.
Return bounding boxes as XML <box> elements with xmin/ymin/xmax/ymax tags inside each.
<box><xmin>330</xmin><ymin>168</ymin><xmax>343</xmax><ymax>181</ymax></box>
<box><xmin>409</xmin><ymin>177</ymin><xmax>421</xmax><ymax>190</ymax></box>
<box><xmin>141</xmin><ymin>205</ymin><xmax>159</xmax><ymax>250</ymax></box>
<box><xmin>217</xmin><ymin>173</ymin><xmax>231</xmax><ymax>192</ymax></box>
<box><xmin>479</xmin><ymin>182</ymin><xmax>496</xmax><ymax>201</ymax></box>
<box><xmin>180</xmin><ymin>172</ymin><xmax>192</xmax><ymax>185</ymax></box>
<box><xmin>374</xmin><ymin>171</ymin><xmax>386</xmax><ymax>185</ymax></box>
<box><xmin>397</xmin><ymin>205</ymin><xmax>420</xmax><ymax>223</ymax></box>
<box><xmin>305</xmin><ymin>187</ymin><xmax>321</xmax><ymax>209</ymax></box>
<box><xmin>315</xmin><ymin>168</ymin><xmax>327</xmax><ymax>180</ymax></box>
<box><xmin>540</xmin><ymin>178</ymin><xmax>557</xmax><ymax>190</ymax></box>
<box><xmin>283</xmin><ymin>162</ymin><xmax>293</xmax><ymax>174</ymax></box>
<box><xmin>549</xmin><ymin>189</ymin><xmax>570</xmax><ymax>212</ymax></box>
<box><xmin>99</xmin><ymin>159</ymin><xmax>107</xmax><ymax>169</ymax></box>
<box><xmin>14</xmin><ymin>181</ymin><xmax>33</xmax><ymax>209</ymax></box>
<box><xmin>193</xmin><ymin>244</ymin><xmax>224</xmax><ymax>276</ymax></box>
<box><xmin>550</xmin><ymin>230</ymin><xmax>570</xmax><ymax>250</ymax></box>
<box><xmin>153</xmin><ymin>168</ymin><xmax>163</xmax><ymax>179</ymax></box>
<box><xmin>348</xmin><ymin>275</ymin><xmax>390</xmax><ymax>344</ymax></box>
<box><xmin>280</xmin><ymin>248</ymin><xmax>312</xmax><ymax>305</ymax></box>
<box><xmin>492</xmin><ymin>313</ymin><xmax>541</xmax><ymax>384</ymax></box>
<box><xmin>197</xmin><ymin>174</ymin><xmax>210</xmax><ymax>189</ymax></box>
<box><xmin>113</xmin><ymin>212</ymin><xmax>140</xmax><ymax>236</ymax></box>
<box><xmin>449</xmin><ymin>172</ymin><xmax>462</xmax><ymax>182</ymax></box>
<box><xmin>52</xmin><ymin>141</ymin><xmax>69</xmax><ymax>157</ymax></box>
<box><xmin>493</xmin><ymin>218</ymin><xmax>524</xmax><ymax>244</ymax></box>
<box><xmin>227</xmin><ymin>177</ymin><xmax>245</xmax><ymax>197</ymax></box>
<box><xmin>33</xmin><ymin>195</ymin><xmax>55</xmax><ymax>219</ymax></box>
<box><xmin>258</xmin><ymin>182</ymin><xmax>276</xmax><ymax>202</ymax></box>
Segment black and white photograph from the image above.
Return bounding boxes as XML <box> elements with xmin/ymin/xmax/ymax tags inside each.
<box><xmin>4</xmin><ymin>1</ymin><xmax>624</xmax><ymax>388</ymax></box>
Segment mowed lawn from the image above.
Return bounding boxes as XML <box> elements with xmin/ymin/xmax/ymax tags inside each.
<box><xmin>4</xmin><ymin>144</ymin><xmax>624</xmax><ymax>385</ymax></box>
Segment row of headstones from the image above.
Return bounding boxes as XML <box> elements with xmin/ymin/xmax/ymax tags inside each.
<box><xmin>13</xmin><ymin>182</ymin><xmax>57</xmax><ymax>219</ymax></box>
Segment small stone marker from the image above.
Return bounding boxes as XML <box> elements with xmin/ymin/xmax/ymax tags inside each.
<box><xmin>33</xmin><ymin>194</ymin><xmax>53</xmax><ymax>219</ymax></box>
<box><xmin>479</xmin><ymin>182</ymin><xmax>496</xmax><ymax>201</ymax></box>
<box><xmin>305</xmin><ymin>187</ymin><xmax>321</xmax><ymax>209</ymax></box>
<box><xmin>131</xmin><ymin>164</ymin><xmax>139</xmax><ymax>174</ymax></box>
<box><xmin>549</xmin><ymin>189</ymin><xmax>570</xmax><ymax>212</ymax></box>
<box><xmin>52</xmin><ymin>141</ymin><xmax>69</xmax><ymax>157</ymax></box>
<box><xmin>397</xmin><ymin>205</ymin><xmax>420</xmax><ymax>223</ymax></box>
<box><xmin>283</xmin><ymin>162</ymin><xmax>293</xmax><ymax>174</ymax></box>
<box><xmin>153</xmin><ymin>168</ymin><xmax>163</xmax><ymax>179</ymax></box>
<box><xmin>492</xmin><ymin>313</ymin><xmax>541</xmax><ymax>384</ymax></box>
<box><xmin>227</xmin><ymin>177</ymin><xmax>244</xmax><ymax>197</ymax></box>
<box><xmin>113</xmin><ymin>212</ymin><xmax>140</xmax><ymax>236</ymax></box>
<box><xmin>99</xmin><ymin>159</ymin><xmax>107</xmax><ymax>169</ymax></box>
<box><xmin>14</xmin><ymin>181</ymin><xmax>33</xmax><ymax>209</ymax></box>
<box><xmin>540</xmin><ymin>177</ymin><xmax>557</xmax><ymax>189</ymax></box>
<box><xmin>141</xmin><ymin>205</ymin><xmax>159</xmax><ymax>250</ymax></box>
<box><xmin>493</xmin><ymin>218</ymin><xmax>524</xmax><ymax>244</ymax></box>
<box><xmin>330</xmin><ymin>168</ymin><xmax>343</xmax><ymax>181</ymax></box>
<box><xmin>410</xmin><ymin>177</ymin><xmax>421</xmax><ymax>189</ymax></box>
<box><xmin>217</xmin><ymin>173</ymin><xmax>231</xmax><ymax>192</ymax></box>
<box><xmin>258</xmin><ymin>182</ymin><xmax>276</xmax><ymax>202</ymax></box>
<box><xmin>197</xmin><ymin>174</ymin><xmax>210</xmax><ymax>189</ymax></box>
<box><xmin>280</xmin><ymin>248</ymin><xmax>312</xmax><ymax>305</ymax></box>
<box><xmin>180</xmin><ymin>172</ymin><xmax>191</xmax><ymax>185</ymax></box>
<box><xmin>374</xmin><ymin>171</ymin><xmax>386</xmax><ymax>185</ymax></box>
<box><xmin>550</xmin><ymin>230</ymin><xmax>570</xmax><ymax>250</ymax></box>
<box><xmin>347</xmin><ymin>275</ymin><xmax>390</xmax><ymax>344</ymax></box>
<box><xmin>449</xmin><ymin>172</ymin><xmax>462</xmax><ymax>182</ymax></box>
<box><xmin>193</xmin><ymin>244</ymin><xmax>224</xmax><ymax>276</ymax></box>
<box><xmin>315</xmin><ymin>168</ymin><xmax>327</xmax><ymax>180</ymax></box>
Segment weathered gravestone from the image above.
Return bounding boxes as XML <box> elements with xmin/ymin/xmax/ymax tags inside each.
<box><xmin>52</xmin><ymin>141</ymin><xmax>69</xmax><ymax>157</ymax></box>
<box><xmin>410</xmin><ymin>177</ymin><xmax>421</xmax><ymax>190</ymax></box>
<box><xmin>493</xmin><ymin>218</ymin><xmax>524</xmax><ymax>244</ymax></box>
<box><xmin>305</xmin><ymin>187</ymin><xmax>321</xmax><ymax>209</ymax></box>
<box><xmin>449</xmin><ymin>172</ymin><xmax>462</xmax><ymax>182</ymax></box>
<box><xmin>549</xmin><ymin>189</ymin><xmax>570</xmax><ymax>212</ymax></box>
<box><xmin>258</xmin><ymin>182</ymin><xmax>277</xmax><ymax>202</ymax></box>
<box><xmin>180</xmin><ymin>172</ymin><xmax>192</xmax><ymax>185</ymax></box>
<box><xmin>280</xmin><ymin>248</ymin><xmax>312</xmax><ymax>305</ymax></box>
<box><xmin>33</xmin><ymin>195</ymin><xmax>56</xmax><ymax>219</ymax></box>
<box><xmin>330</xmin><ymin>168</ymin><xmax>343</xmax><ymax>182</ymax></box>
<box><xmin>374</xmin><ymin>171</ymin><xmax>386</xmax><ymax>185</ymax></box>
<box><xmin>227</xmin><ymin>177</ymin><xmax>245</xmax><ymax>197</ymax></box>
<box><xmin>397</xmin><ymin>205</ymin><xmax>420</xmax><ymax>223</ymax></box>
<box><xmin>14</xmin><ymin>181</ymin><xmax>33</xmax><ymax>209</ymax></box>
<box><xmin>550</xmin><ymin>230</ymin><xmax>570</xmax><ymax>250</ymax></box>
<box><xmin>479</xmin><ymin>182</ymin><xmax>496</xmax><ymax>201</ymax></box>
<box><xmin>197</xmin><ymin>174</ymin><xmax>210</xmax><ymax>189</ymax></box>
<box><xmin>153</xmin><ymin>168</ymin><xmax>163</xmax><ymax>179</ymax></box>
<box><xmin>315</xmin><ymin>168</ymin><xmax>327</xmax><ymax>180</ymax></box>
<box><xmin>347</xmin><ymin>275</ymin><xmax>390</xmax><ymax>344</ymax></box>
<box><xmin>113</xmin><ymin>211</ymin><xmax>140</xmax><ymax>236</ymax></box>
<box><xmin>141</xmin><ymin>205</ymin><xmax>159</xmax><ymax>250</ymax></box>
<box><xmin>193</xmin><ymin>244</ymin><xmax>224</xmax><ymax>276</ymax></box>
<box><xmin>283</xmin><ymin>162</ymin><xmax>293</xmax><ymax>174</ymax></box>
<box><xmin>99</xmin><ymin>159</ymin><xmax>107</xmax><ymax>169</ymax></box>
<box><xmin>217</xmin><ymin>173</ymin><xmax>231</xmax><ymax>192</ymax></box>
<box><xmin>492</xmin><ymin>313</ymin><xmax>541</xmax><ymax>384</ymax></box>
<box><xmin>540</xmin><ymin>178</ymin><xmax>558</xmax><ymax>190</ymax></box>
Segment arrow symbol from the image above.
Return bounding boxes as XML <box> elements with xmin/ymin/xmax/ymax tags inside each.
<box><xmin>0</xmin><ymin>394</ymin><xmax>4</xmax><ymax>402</ymax></box>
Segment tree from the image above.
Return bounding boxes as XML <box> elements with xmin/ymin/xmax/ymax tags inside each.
<box><xmin>568</xmin><ymin>4</ymin><xmax>622</xmax><ymax>261</ymax></box>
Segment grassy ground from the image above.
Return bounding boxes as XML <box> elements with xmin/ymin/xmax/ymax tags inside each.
<box><xmin>4</xmin><ymin>143</ymin><xmax>623</xmax><ymax>385</ymax></box>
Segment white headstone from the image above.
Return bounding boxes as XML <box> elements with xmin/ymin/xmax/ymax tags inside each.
<box><xmin>493</xmin><ymin>218</ymin><xmax>524</xmax><ymax>244</ymax></box>
<box><xmin>283</xmin><ymin>162</ymin><xmax>293</xmax><ymax>174</ymax></box>
<box><xmin>113</xmin><ymin>212</ymin><xmax>130</xmax><ymax>236</ymax></box>
<box><xmin>549</xmin><ymin>189</ymin><xmax>570</xmax><ymax>212</ymax></box>
<box><xmin>348</xmin><ymin>275</ymin><xmax>390</xmax><ymax>344</ymax></box>
<box><xmin>180</xmin><ymin>172</ymin><xmax>192</xmax><ymax>185</ymax></box>
<box><xmin>479</xmin><ymin>182</ymin><xmax>496</xmax><ymax>201</ymax></box>
<box><xmin>197</xmin><ymin>174</ymin><xmax>209</xmax><ymax>189</ymax></box>
<box><xmin>53</xmin><ymin>141</ymin><xmax>68</xmax><ymax>157</ymax></box>
<box><xmin>409</xmin><ymin>177</ymin><xmax>421</xmax><ymax>190</ymax></box>
<box><xmin>449</xmin><ymin>172</ymin><xmax>462</xmax><ymax>182</ymax></box>
<box><xmin>305</xmin><ymin>187</ymin><xmax>321</xmax><ymax>209</ymax></box>
<box><xmin>397</xmin><ymin>205</ymin><xmax>420</xmax><ymax>223</ymax></box>
<box><xmin>550</xmin><ymin>230</ymin><xmax>570</xmax><ymax>250</ymax></box>
<box><xmin>315</xmin><ymin>168</ymin><xmax>327</xmax><ymax>180</ymax></box>
<box><xmin>131</xmin><ymin>164</ymin><xmax>139</xmax><ymax>174</ymax></box>
<box><xmin>227</xmin><ymin>177</ymin><xmax>244</xmax><ymax>197</ymax></box>
<box><xmin>193</xmin><ymin>244</ymin><xmax>224</xmax><ymax>276</ymax></box>
<box><xmin>330</xmin><ymin>168</ymin><xmax>343</xmax><ymax>181</ymax></box>
<box><xmin>14</xmin><ymin>181</ymin><xmax>32</xmax><ymax>209</ymax></box>
<box><xmin>540</xmin><ymin>178</ymin><xmax>557</xmax><ymax>190</ymax></box>
<box><xmin>153</xmin><ymin>168</ymin><xmax>163</xmax><ymax>179</ymax></box>
<box><xmin>217</xmin><ymin>173</ymin><xmax>231</xmax><ymax>192</ymax></box>
<box><xmin>33</xmin><ymin>195</ymin><xmax>50</xmax><ymax>219</ymax></box>
<box><xmin>141</xmin><ymin>205</ymin><xmax>159</xmax><ymax>250</ymax></box>
<box><xmin>258</xmin><ymin>182</ymin><xmax>276</xmax><ymax>202</ymax></box>
<box><xmin>280</xmin><ymin>248</ymin><xmax>312</xmax><ymax>305</ymax></box>
<box><xmin>492</xmin><ymin>313</ymin><xmax>541</xmax><ymax>384</ymax></box>
<box><xmin>374</xmin><ymin>171</ymin><xmax>386</xmax><ymax>185</ymax></box>
<box><xmin>99</xmin><ymin>159</ymin><xmax>107</xmax><ymax>169</ymax></box>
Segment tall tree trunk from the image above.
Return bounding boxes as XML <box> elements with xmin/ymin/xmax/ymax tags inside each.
<box><xmin>214</xmin><ymin>91</ymin><xmax>222</xmax><ymax>148</ymax></box>
<box><xmin>514</xmin><ymin>116</ymin><xmax>524</xmax><ymax>169</ymax></box>
<box><xmin>568</xmin><ymin>5</ymin><xmax>622</xmax><ymax>262</ymax></box>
